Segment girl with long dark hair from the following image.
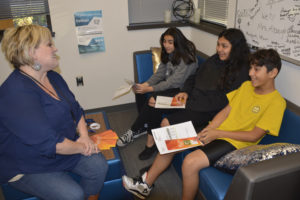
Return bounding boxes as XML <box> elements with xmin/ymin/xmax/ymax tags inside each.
<box><xmin>117</xmin><ymin>27</ymin><xmax>198</xmax><ymax>149</ymax></box>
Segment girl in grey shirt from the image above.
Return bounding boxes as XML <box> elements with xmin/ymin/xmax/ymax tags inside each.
<box><xmin>117</xmin><ymin>27</ymin><xmax>198</xmax><ymax>153</ymax></box>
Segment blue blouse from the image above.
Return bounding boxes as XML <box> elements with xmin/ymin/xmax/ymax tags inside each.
<box><xmin>0</xmin><ymin>70</ymin><xmax>83</xmax><ymax>184</ymax></box>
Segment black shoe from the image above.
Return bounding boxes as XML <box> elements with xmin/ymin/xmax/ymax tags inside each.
<box><xmin>139</xmin><ymin>163</ymin><xmax>171</xmax><ymax>175</ymax></box>
<box><xmin>138</xmin><ymin>145</ymin><xmax>157</xmax><ymax>160</ymax></box>
<box><xmin>139</xmin><ymin>164</ymin><xmax>151</xmax><ymax>175</ymax></box>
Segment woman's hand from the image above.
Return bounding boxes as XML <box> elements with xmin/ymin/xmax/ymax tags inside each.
<box><xmin>148</xmin><ymin>97</ymin><xmax>156</xmax><ymax>107</ymax></box>
<box><xmin>134</xmin><ymin>82</ymin><xmax>153</xmax><ymax>94</ymax></box>
<box><xmin>174</xmin><ymin>92</ymin><xmax>188</xmax><ymax>105</ymax></box>
<box><xmin>77</xmin><ymin>135</ymin><xmax>99</xmax><ymax>156</ymax></box>
<box><xmin>197</xmin><ymin>128</ymin><xmax>220</xmax><ymax>145</ymax></box>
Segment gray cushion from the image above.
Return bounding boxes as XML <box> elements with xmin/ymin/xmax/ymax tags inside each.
<box><xmin>214</xmin><ymin>143</ymin><xmax>300</xmax><ymax>174</ymax></box>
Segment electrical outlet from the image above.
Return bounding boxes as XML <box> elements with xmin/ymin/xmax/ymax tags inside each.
<box><xmin>76</xmin><ymin>76</ymin><xmax>84</xmax><ymax>86</ymax></box>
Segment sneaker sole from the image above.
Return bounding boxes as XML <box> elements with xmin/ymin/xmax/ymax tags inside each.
<box><xmin>116</xmin><ymin>139</ymin><xmax>131</xmax><ymax>147</ymax></box>
<box><xmin>133</xmin><ymin>131</ymin><xmax>147</xmax><ymax>139</ymax></box>
<box><xmin>117</xmin><ymin>131</ymin><xmax>147</xmax><ymax>147</ymax></box>
<box><xmin>122</xmin><ymin>178</ymin><xmax>147</xmax><ymax>199</ymax></box>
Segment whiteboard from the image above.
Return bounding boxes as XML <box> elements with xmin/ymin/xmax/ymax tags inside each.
<box><xmin>235</xmin><ymin>0</ymin><xmax>300</xmax><ymax>65</ymax></box>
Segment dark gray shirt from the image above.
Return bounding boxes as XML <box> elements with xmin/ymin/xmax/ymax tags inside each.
<box><xmin>147</xmin><ymin>59</ymin><xmax>198</xmax><ymax>91</ymax></box>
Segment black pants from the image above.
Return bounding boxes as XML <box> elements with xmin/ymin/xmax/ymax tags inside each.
<box><xmin>131</xmin><ymin>88</ymin><xmax>180</xmax><ymax>132</ymax></box>
<box><xmin>132</xmin><ymin>88</ymin><xmax>218</xmax><ymax>134</ymax></box>
<box><xmin>135</xmin><ymin>93</ymin><xmax>150</xmax><ymax>114</ymax></box>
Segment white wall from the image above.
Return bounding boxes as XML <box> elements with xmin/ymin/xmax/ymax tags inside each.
<box><xmin>1</xmin><ymin>0</ymin><xmax>300</xmax><ymax>109</ymax></box>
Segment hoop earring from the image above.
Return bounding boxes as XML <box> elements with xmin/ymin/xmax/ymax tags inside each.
<box><xmin>32</xmin><ymin>63</ymin><xmax>41</xmax><ymax>71</ymax></box>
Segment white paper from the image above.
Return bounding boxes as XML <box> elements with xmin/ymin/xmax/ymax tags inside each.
<box><xmin>152</xmin><ymin>121</ymin><xmax>198</xmax><ymax>154</ymax></box>
<box><xmin>155</xmin><ymin>96</ymin><xmax>185</xmax><ymax>109</ymax></box>
<box><xmin>112</xmin><ymin>79</ymin><xmax>135</xmax><ymax>99</ymax></box>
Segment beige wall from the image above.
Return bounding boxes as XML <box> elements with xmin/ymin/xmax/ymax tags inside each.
<box><xmin>1</xmin><ymin>0</ymin><xmax>300</xmax><ymax>109</ymax></box>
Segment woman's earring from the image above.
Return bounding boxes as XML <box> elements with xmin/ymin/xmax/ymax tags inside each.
<box><xmin>32</xmin><ymin>62</ymin><xmax>41</xmax><ymax>71</ymax></box>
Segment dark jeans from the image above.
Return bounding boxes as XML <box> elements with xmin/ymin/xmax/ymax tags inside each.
<box><xmin>9</xmin><ymin>153</ymin><xmax>108</xmax><ymax>200</ymax></box>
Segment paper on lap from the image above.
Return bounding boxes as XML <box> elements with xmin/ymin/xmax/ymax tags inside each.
<box><xmin>155</xmin><ymin>96</ymin><xmax>185</xmax><ymax>109</ymax></box>
<box><xmin>152</xmin><ymin>121</ymin><xmax>202</xmax><ymax>154</ymax></box>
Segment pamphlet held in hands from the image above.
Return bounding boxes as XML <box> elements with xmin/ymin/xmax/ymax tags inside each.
<box><xmin>152</xmin><ymin>121</ymin><xmax>202</xmax><ymax>154</ymax></box>
<box><xmin>155</xmin><ymin>96</ymin><xmax>185</xmax><ymax>109</ymax></box>
<box><xmin>112</xmin><ymin>79</ymin><xmax>135</xmax><ymax>99</ymax></box>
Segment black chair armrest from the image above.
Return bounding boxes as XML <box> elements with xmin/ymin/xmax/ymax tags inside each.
<box><xmin>225</xmin><ymin>152</ymin><xmax>300</xmax><ymax>200</ymax></box>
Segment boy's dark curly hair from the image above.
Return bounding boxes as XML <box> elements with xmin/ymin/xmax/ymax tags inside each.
<box><xmin>250</xmin><ymin>49</ymin><xmax>281</xmax><ymax>73</ymax></box>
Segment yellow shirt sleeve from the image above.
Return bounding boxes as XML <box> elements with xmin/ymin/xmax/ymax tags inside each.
<box><xmin>256</xmin><ymin>96</ymin><xmax>286</xmax><ymax>136</ymax></box>
<box><xmin>226</xmin><ymin>89</ymin><xmax>237</xmax><ymax>103</ymax></box>
<box><xmin>226</xmin><ymin>81</ymin><xmax>247</xmax><ymax>105</ymax></box>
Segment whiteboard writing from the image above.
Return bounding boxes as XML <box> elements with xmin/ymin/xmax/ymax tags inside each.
<box><xmin>236</xmin><ymin>0</ymin><xmax>300</xmax><ymax>63</ymax></box>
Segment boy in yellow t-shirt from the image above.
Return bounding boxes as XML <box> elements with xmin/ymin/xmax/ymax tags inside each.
<box><xmin>122</xmin><ymin>49</ymin><xmax>286</xmax><ymax>200</ymax></box>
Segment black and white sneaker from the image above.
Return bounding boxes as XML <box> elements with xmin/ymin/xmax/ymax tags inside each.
<box><xmin>122</xmin><ymin>172</ymin><xmax>153</xmax><ymax>199</ymax></box>
<box><xmin>117</xmin><ymin>129</ymin><xmax>147</xmax><ymax>147</ymax></box>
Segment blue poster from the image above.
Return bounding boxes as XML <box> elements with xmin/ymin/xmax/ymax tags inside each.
<box><xmin>74</xmin><ymin>10</ymin><xmax>105</xmax><ymax>54</ymax></box>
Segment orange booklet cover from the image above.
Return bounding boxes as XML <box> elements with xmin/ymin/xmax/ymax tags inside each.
<box><xmin>90</xmin><ymin>130</ymin><xmax>118</xmax><ymax>150</ymax></box>
<box><xmin>155</xmin><ymin>96</ymin><xmax>185</xmax><ymax>109</ymax></box>
<box><xmin>165</xmin><ymin>136</ymin><xmax>202</xmax><ymax>151</ymax></box>
<box><xmin>171</xmin><ymin>97</ymin><xmax>181</xmax><ymax>106</ymax></box>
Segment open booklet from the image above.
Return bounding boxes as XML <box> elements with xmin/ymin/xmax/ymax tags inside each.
<box><xmin>112</xmin><ymin>79</ymin><xmax>135</xmax><ymax>99</ymax></box>
<box><xmin>152</xmin><ymin>121</ymin><xmax>203</xmax><ymax>154</ymax></box>
<box><xmin>155</xmin><ymin>96</ymin><xmax>185</xmax><ymax>109</ymax></box>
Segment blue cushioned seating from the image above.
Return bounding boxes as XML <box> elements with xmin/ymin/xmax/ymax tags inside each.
<box><xmin>259</xmin><ymin>109</ymin><xmax>300</xmax><ymax>144</ymax></box>
<box><xmin>133</xmin><ymin>51</ymin><xmax>154</xmax><ymax>112</ymax></box>
<box><xmin>134</xmin><ymin>51</ymin><xmax>153</xmax><ymax>84</ymax></box>
<box><xmin>1</xmin><ymin>111</ymin><xmax>132</xmax><ymax>200</ymax></box>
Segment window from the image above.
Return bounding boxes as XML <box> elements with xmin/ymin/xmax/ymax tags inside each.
<box><xmin>198</xmin><ymin>0</ymin><xmax>228</xmax><ymax>26</ymax></box>
<box><xmin>0</xmin><ymin>0</ymin><xmax>53</xmax><ymax>41</ymax></box>
<box><xmin>128</xmin><ymin>0</ymin><xmax>176</xmax><ymax>24</ymax></box>
<box><xmin>127</xmin><ymin>0</ymin><xmax>227</xmax><ymax>34</ymax></box>
<box><xmin>128</xmin><ymin>0</ymin><xmax>228</xmax><ymax>26</ymax></box>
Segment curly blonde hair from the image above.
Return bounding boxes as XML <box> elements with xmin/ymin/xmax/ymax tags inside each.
<box><xmin>1</xmin><ymin>24</ymin><xmax>52</xmax><ymax>69</ymax></box>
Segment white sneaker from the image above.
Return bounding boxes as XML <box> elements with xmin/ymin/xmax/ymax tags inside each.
<box><xmin>122</xmin><ymin>172</ymin><xmax>153</xmax><ymax>199</ymax></box>
<box><xmin>117</xmin><ymin>129</ymin><xmax>147</xmax><ymax>147</ymax></box>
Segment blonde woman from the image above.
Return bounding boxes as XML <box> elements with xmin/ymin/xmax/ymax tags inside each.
<box><xmin>0</xmin><ymin>25</ymin><xmax>108</xmax><ymax>200</ymax></box>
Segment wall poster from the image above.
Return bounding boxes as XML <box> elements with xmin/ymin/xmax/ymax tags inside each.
<box><xmin>74</xmin><ymin>10</ymin><xmax>105</xmax><ymax>54</ymax></box>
